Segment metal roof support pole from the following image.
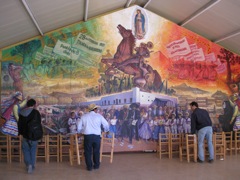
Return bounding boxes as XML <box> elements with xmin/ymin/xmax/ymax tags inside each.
<box><xmin>84</xmin><ymin>0</ymin><xmax>89</xmax><ymax>22</ymax></box>
<box><xmin>125</xmin><ymin>0</ymin><xmax>134</xmax><ymax>8</ymax></box>
<box><xmin>143</xmin><ymin>0</ymin><xmax>152</xmax><ymax>8</ymax></box>
<box><xmin>214</xmin><ymin>30</ymin><xmax>240</xmax><ymax>43</ymax></box>
<box><xmin>21</xmin><ymin>0</ymin><xmax>43</xmax><ymax>36</ymax></box>
<box><xmin>179</xmin><ymin>0</ymin><xmax>221</xmax><ymax>26</ymax></box>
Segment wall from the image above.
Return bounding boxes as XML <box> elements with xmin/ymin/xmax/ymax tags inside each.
<box><xmin>1</xmin><ymin>5</ymin><xmax>240</xmax><ymax>152</ymax></box>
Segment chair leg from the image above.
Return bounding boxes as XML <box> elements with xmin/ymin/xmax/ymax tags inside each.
<box><xmin>69</xmin><ymin>149</ymin><xmax>73</xmax><ymax>166</ymax></box>
<box><xmin>100</xmin><ymin>137</ymin><xmax>103</xmax><ymax>162</ymax></box>
<box><xmin>110</xmin><ymin>134</ymin><xmax>115</xmax><ymax>163</ymax></box>
<box><xmin>194</xmin><ymin>142</ymin><xmax>197</xmax><ymax>163</ymax></box>
<box><xmin>8</xmin><ymin>136</ymin><xmax>12</xmax><ymax>163</ymax></box>
<box><xmin>74</xmin><ymin>135</ymin><xmax>80</xmax><ymax>165</ymax></box>
<box><xmin>179</xmin><ymin>146</ymin><xmax>182</xmax><ymax>162</ymax></box>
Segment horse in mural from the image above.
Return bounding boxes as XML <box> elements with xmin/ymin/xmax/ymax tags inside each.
<box><xmin>101</xmin><ymin>24</ymin><xmax>162</xmax><ymax>91</ymax></box>
<box><xmin>113</xmin><ymin>42</ymin><xmax>162</xmax><ymax>90</ymax></box>
<box><xmin>101</xmin><ymin>24</ymin><xmax>135</xmax><ymax>76</ymax></box>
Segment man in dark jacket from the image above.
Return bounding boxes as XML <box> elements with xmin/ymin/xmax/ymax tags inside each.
<box><xmin>128</xmin><ymin>103</ymin><xmax>140</xmax><ymax>144</ymax></box>
<box><xmin>19</xmin><ymin>99</ymin><xmax>42</xmax><ymax>174</ymax></box>
<box><xmin>190</xmin><ymin>101</ymin><xmax>214</xmax><ymax>163</ymax></box>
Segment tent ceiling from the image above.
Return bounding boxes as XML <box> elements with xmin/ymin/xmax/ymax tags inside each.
<box><xmin>0</xmin><ymin>0</ymin><xmax>240</xmax><ymax>55</ymax></box>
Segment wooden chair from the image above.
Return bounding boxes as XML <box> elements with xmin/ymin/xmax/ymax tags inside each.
<box><xmin>213</xmin><ymin>132</ymin><xmax>225</xmax><ymax>160</ymax></box>
<box><xmin>36</xmin><ymin>135</ymin><xmax>47</xmax><ymax>162</ymax></box>
<box><xmin>47</xmin><ymin>134</ymin><xmax>59</xmax><ymax>162</ymax></box>
<box><xmin>225</xmin><ymin>131</ymin><xmax>234</xmax><ymax>156</ymax></box>
<box><xmin>235</xmin><ymin>131</ymin><xmax>240</xmax><ymax>155</ymax></box>
<box><xmin>170</xmin><ymin>133</ymin><xmax>181</xmax><ymax>159</ymax></box>
<box><xmin>185</xmin><ymin>134</ymin><xmax>197</xmax><ymax>163</ymax></box>
<box><xmin>59</xmin><ymin>134</ymin><xmax>70</xmax><ymax>162</ymax></box>
<box><xmin>0</xmin><ymin>134</ymin><xmax>9</xmax><ymax>162</ymax></box>
<box><xmin>179</xmin><ymin>133</ymin><xmax>186</xmax><ymax>162</ymax></box>
<box><xmin>9</xmin><ymin>135</ymin><xmax>22</xmax><ymax>163</ymax></box>
<box><xmin>69</xmin><ymin>134</ymin><xmax>84</xmax><ymax>165</ymax></box>
<box><xmin>100</xmin><ymin>132</ymin><xmax>115</xmax><ymax>163</ymax></box>
<box><xmin>157</xmin><ymin>133</ymin><xmax>171</xmax><ymax>159</ymax></box>
<box><xmin>203</xmin><ymin>133</ymin><xmax>214</xmax><ymax>160</ymax></box>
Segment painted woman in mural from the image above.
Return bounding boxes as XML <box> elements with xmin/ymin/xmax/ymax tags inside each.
<box><xmin>0</xmin><ymin>92</ymin><xmax>27</xmax><ymax>136</ymax></box>
<box><xmin>138</xmin><ymin>107</ymin><xmax>152</xmax><ymax>141</ymax></box>
<box><xmin>134</xmin><ymin>9</ymin><xmax>146</xmax><ymax>40</ymax></box>
<box><xmin>218</xmin><ymin>100</ymin><xmax>234</xmax><ymax>132</ymax></box>
<box><xmin>229</xmin><ymin>94</ymin><xmax>240</xmax><ymax>131</ymax></box>
<box><xmin>8</xmin><ymin>63</ymin><xmax>23</xmax><ymax>92</ymax></box>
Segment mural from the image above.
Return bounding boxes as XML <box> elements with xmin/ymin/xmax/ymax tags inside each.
<box><xmin>1</xmin><ymin>5</ymin><xmax>240</xmax><ymax>152</ymax></box>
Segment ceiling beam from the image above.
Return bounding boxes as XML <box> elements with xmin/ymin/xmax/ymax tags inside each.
<box><xmin>213</xmin><ymin>29</ymin><xmax>240</xmax><ymax>43</ymax></box>
<box><xmin>21</xmin><ymin>0</ymin><xmax>43</xmax><ymax>36</ymax></box>
<box><xmin>84</xmin><ymin>0</ymin><xmax>89</xmax><ymax>21</ymax></box>
<box><xmin>179</xmin><ymin>0</ymin><xmax>221</xmax><ymax>26</ymax></box>
<box><xmin>143</xmin><ymin>0</ymin><xmax>152</xmax><ymax>8</ymax></box>
<box><xmin>125</xmin><ymin>0</ymin><xmax>134</xmax><ymax>8</ymax></box>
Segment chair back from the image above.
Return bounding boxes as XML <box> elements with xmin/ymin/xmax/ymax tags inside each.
<box><xmin>100</xmin><ymin>132</ymin><xmax>115</xmax><ymax>163</ymax></box>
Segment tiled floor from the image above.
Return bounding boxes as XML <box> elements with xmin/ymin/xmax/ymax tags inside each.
<box><xmin>0</xmin><ymin>153</ymin><xmax>239</xmax><ymax>180</ymax></box>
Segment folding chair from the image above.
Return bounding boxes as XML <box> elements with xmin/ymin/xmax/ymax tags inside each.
<box><xmin>235</xmin><ymin>131</ymin><xmax>240</xmax><ymax>155</ymax></box>
<box><xmin>100</xmin><ymin>132</ymin><xmax>115</xmax><ymax>163</ymax></box>
<box><xmin>170</xmin><ymin>133</ymin><xmax>181</xmax><ymax>159</ymax></box>
<box><xmin>47</xmin><ymin>134</ymin><xmax>59</xmax><ymax>162</ymax></box>
<box><xmin>157</xmin><ymin>133</ymin><xmax>171</xmax><ymax>159</ymax></box>
<box><xmin>9</xmin><ymin>135</ymin><xmax>22</xmax><ymax>163</ymax></box>
<box><xmin>213</xmin><ymin>132</ymin><xmax>225</xmax><ymax>160</ymax></box>
<box><xmin>0</xmin><ymin>134</ymin><xmax>9</xmax><ymax>162</ymax></box>
<box><xmin>69</xmin><ymin>134</ymin><xmax>84</xmax><ymax>165</ymax></box>
<box><xmin>59</xmin><ymin>134</ymin><xmax>70</xmax><ymax>162</ymax></box>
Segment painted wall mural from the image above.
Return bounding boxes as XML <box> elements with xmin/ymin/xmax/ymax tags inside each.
<box><xmin>1</xmin><ymin>5</ymin><xmax>240</xmax><ymax>152</ymax></box>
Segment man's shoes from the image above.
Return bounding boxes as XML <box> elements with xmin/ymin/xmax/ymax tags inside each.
<box><xmin>87</xmin><ymin>167</ymin><xmax>92</xmax><ymax>171</ymax></box>
<box><xmin>197</xmin><ymin>158</ymin><xmax>204</xmax><ymax>163</ymax></box>
<box><xmin>208</xmin><ymin>159</ymin><xmax>214</xmax><ymax>163</ymax></box>
<box><xmin>93</xmin><ymin>166</ymin><xmax>99</xmax><ymax>170</ymax></box>
<box><xmin>27</xmin><ymin>165</ymin><xmax>33</xmax><ymax>174</ymax></box>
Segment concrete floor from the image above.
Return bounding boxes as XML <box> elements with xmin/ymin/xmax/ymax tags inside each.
<box><xmin>0</xmin><ymin>153</ymin><xmax>239</xmax><ymax>180</ymax></box>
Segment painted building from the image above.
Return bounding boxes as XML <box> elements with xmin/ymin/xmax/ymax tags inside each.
<box><xmin>79</xmin><ymin>87</ymin><xmax>178</xmax><ymax>108</ymax></box>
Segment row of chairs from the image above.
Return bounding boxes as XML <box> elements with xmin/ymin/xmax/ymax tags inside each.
<box><xmin>224</xmin><ymin>131</ymin><xmax>240</xmax><ymax>155</ymax></box>
<box><xmin>2</xmin><ymin>131</ymin><xmax>238</xmax><ymax>163</ymax></box>
<box><xmin>157</xmin><ymin>131</ymin><xmax>240</xmax><ymax>162</ymax></box>
<box><xmin>0</xmin><ymin>132</ymin><xmax>115</xmax><ymax>164</ymax></box>
<box><xmin>0</xmin><ymin>135</ymin><xmax>23</xmax><ymax>163</ymax></box>
<box><xmin>211</xmin><ymin>131</ymin><xmax>240</xmax><ymax>158</ymax></box>
<box><xmin>0</xmin><ymin>134</ymin><xmax>68</xmax><ymax>163</ymax></box>
<box><xmin>157</xmin><ymin>133</ymin><xmax>197</xmax><ymax>162</ymax></box>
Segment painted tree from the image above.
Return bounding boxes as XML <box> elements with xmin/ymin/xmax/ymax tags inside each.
<box><xmin>236</xmin><ymin>56</ymin><xmax>240</xmax><ymax>65</ymax></box>
<box><xmin>217</xmin><ymin>48</ymin><xmax>235</xmax><ymax>84</ymax></box>
<box><xmin>10</xmin><ymin>39</ymin><xmax>41</xmax><ymax>64</ymax></box>
<box><xmin>233</xmin><ymin>56</ymin><xmax>240</xmax><ymax>91</ymax></box>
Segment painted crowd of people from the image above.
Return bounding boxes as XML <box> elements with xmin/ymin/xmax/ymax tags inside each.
<box><xmin>67</xmin><ymin>103</ymin><xmax>192</xmax><ymax>144</ymax></box>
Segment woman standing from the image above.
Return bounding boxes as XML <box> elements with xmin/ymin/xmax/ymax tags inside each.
<box><xmin>1</xmin><ymin>91</ymin><xmax>27</xmax><ymax>136</ymax></box>
<box><xmin>134</xmin><ymin>9</ymin><xmax>146</xmax><ymax>40</ymax></box>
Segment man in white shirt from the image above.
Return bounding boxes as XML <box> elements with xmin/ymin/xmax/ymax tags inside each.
<box><xmin>77</xmin><ymin>104</ymin><xmax>109</xmax><ymax>171</ymax></box>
